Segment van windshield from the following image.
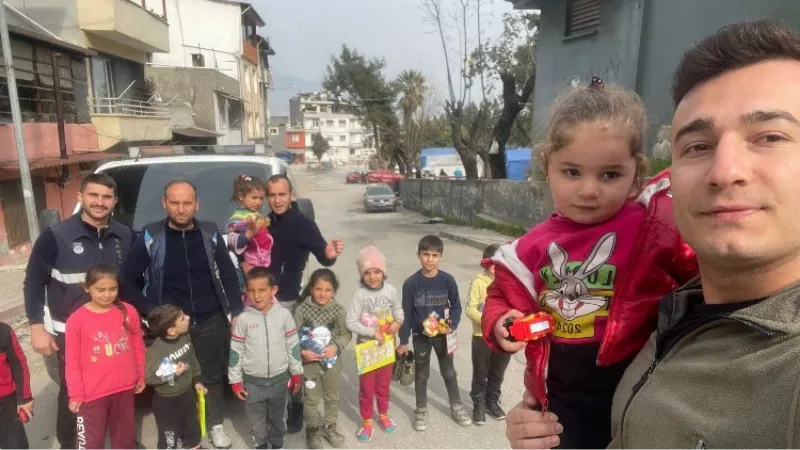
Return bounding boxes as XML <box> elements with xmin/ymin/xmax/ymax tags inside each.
<box><xmin>100</xmin><ymin>161</ymin><xmax>273</xmax><ymax>231</ymax></box>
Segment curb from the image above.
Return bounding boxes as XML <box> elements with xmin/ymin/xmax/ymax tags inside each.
<box><xmin>438</xmin><ymin>230</ymin><xmax>501</xmax><ymax>251</ymax></box>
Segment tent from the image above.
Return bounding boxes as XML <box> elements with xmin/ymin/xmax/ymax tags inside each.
<box><xmin>505</xmin><ymin>148</ymin><xmax>532</xmax><ymax>181</ymax></box>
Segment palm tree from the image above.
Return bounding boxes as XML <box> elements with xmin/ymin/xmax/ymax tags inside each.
<box><xmin>396</xmin><ymin>70</ymin><xmax>427</xmax><ymax>123</ymax></box>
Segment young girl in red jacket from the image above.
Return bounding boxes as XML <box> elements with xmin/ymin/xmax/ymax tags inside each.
<box><xmin>482</xmin><ymin>77</ymin><xmax>698</xmax><ymax>449</ymax></box>
<box><xmin>65</xmin><ymin>262</ymin><xmax>145</xmax><ymax>449</ymax></box>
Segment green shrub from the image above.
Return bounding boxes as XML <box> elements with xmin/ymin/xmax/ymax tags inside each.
<box><xmin>648</xmin><ymin>158</ymin><xmax>671</xmax><ymax>176</ymax></box>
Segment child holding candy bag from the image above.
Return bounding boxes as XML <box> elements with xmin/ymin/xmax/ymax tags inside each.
<box><xmin>346</xmin><ymin>245</ymin><xmax>404</xmax><ymax>442</ymax></box>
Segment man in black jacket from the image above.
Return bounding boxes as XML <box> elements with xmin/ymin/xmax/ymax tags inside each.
<box><xmin>123</xmin><ymin>179</ymin><xmax>241</xmax><ymax>449</ymax></box>
<box><xmin>263</xmin><ymin>174</ymin><xmax>343</xmax><ymax>434</ymax></box>
<box><xmin>24</xmin><ymin>173</ymin><xmax>133</xmax><ymax>448</ymax></box>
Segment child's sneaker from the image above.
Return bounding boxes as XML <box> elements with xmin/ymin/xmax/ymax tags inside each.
<box><xmin>306</xmin><ymin>427</ymin><xmax>324</xmax><ymax>449</ymax></box>
<box><xmin>413</xmin><ymin>407</ymin><xmax>428</xmax><ymax>431</ymax></box>
<box><xmin>324</xmin><ymin>423</ymin><xmax>346</xmax><ymax>448</ymax></box>
<box><xmin>473</xmin><ymin>402</ymin><xmax>486</xmax><ymax>426</ymax></box>
<box><xmin>451</xmin><ymin>403</ymin><xmax>473</xmax><ymax>427</ymax></box>
<box><xmin>487</xmin><ymin>400</ymin><xmax>507</xmax><ymax>420</ymax></box>
<box><xmin>378</xmin><ymin>414</ymin><xmax>397</xmax><ymax>434</ymax></box>
<box><xmin>357</xmin><ymin>420</ymin><xmax>374</xmax><ymax>442</ymax></box>
<box><xmin>400</xmin><ymin>350</ymin><xmax>415</xmax><ymax>386</ymax></box>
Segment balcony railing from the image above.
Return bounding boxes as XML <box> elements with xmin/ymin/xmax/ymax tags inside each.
<box><xmin>91</xmin><ymin>98</ymin><xmax>170</xmax><ymax>117</ymax></box>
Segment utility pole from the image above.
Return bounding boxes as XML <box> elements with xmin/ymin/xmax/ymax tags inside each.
<box><xmin>0</xmin><ymin>2</ymin><xmax>39</xmax><ymax>241</ymax></box>
<box><xmin>51</xmin><ymin>52</ymin><xmax>69</xmax><ymax>186</ymax></box>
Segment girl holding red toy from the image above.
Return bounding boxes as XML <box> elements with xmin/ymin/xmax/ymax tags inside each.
<box><xmin>482</xmin><ymin>77</ymin><xmax>697</xmax><ymax>449</ymax></box>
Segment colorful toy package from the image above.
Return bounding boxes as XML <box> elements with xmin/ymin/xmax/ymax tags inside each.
<box><xmin>300</xmin><ymin>326</ymin><xmax>337</xmax><ymax>369</ymax></box>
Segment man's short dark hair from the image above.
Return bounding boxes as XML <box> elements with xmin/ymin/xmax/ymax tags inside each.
<box><xmin>672</xmin><ymin>20</ymin><xmax>800</xmax><ymax>106</ymax></box>
<box><xmin>418</xmin><ymin>235</ymin><xmax>444</xmax><ymax>254</ymax></box>
<box><xmin>483</xmin><ymin>243</ymin><xmax>500</xmax><ymax>260</ymax></box>
<box><xmin>163</xmin><ymin>179</ymin><xmax>198</xmax><ymax>197</ymax></box>
<box><xmin>266</xmin><ymin>174</ymin><xmax>293</xmax><ymax>193</ymax></box>
<box><xmin>80</xmin><ymin>173</ymin><xmax>117</xmax><ymax>196</ymax></box>
<box><xmin>245</xmin><ymin>267</ymin><xmax>277</xmax><ymax>287</ymax></box>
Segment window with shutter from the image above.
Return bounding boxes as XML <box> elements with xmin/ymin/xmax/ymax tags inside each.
<box><xmin>565</xmin><ymin>0</ymin><xmax>601</xmax><ymax>38</ymax></box>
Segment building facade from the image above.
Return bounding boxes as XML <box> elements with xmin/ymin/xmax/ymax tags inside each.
<box><xmin>147</xmin><ymin>0</ymin><xmax>272</xmax><ymax>145</ymax></box>
<box><xmin>508</xmin><ymin>0</ymin><xmax>800</xmax><ymax>152</ymax></box>
<box><xmin>289</xmin><ymin>92</ymin><xmax>375</xmax><ymax>163</ymax></box>
<box><xmin>0</xmin><ymin>5</ymin><xmax>124</xmax><ymax>260</ymax></box>
<box><xmin>10</xmin><ymin>0</ymin><xmax>173</xmax><ymax>152</ymax></box>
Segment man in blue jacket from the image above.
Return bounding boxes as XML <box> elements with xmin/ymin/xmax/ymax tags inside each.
<box><xmin>123</xmin><ymin>179</ymin><xmax>241</xmax><ymax>449</ymax></box>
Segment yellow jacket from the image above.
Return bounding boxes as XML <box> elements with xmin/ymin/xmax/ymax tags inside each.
<box><xmin>465</xmin><ymin>271</ymin><xmax>493</xmax><ymax>336</ymax></box>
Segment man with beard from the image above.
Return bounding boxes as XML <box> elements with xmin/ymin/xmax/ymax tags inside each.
<box><xmin>123</xmin><ymin>179</ymin><xmax>241</xmax><ymax>449</ymax></box>
<box><xmin>24</xmin><ymin>173</ymin><xmax>133</xmax><ymax>448</ymax></box>
<box><xmin>504</xmin><ymin>19</ymin><xmax>800</xmax><ymax>449</ymax></box>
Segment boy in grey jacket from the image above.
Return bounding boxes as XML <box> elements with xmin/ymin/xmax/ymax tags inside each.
<box><xmin>229</xmin><ymin>268</ymin><xmax>302</xmax><ymax>450</ymax></box>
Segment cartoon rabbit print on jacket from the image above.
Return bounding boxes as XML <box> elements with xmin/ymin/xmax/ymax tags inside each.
<box><xmin>543</xmin><ymin>232</ymin><xmax>616</xmax><ymax>322</ymax></box>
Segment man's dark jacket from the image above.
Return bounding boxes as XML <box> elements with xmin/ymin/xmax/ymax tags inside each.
<box><xmin>123</xmin><ymin>218</ymin><xmax>242</xmax><ymax>319</ymax></box>
<box><xmin>268</xmin><ymin>203</ymin><xmax>335</xmax><ymax>302</ymax></box>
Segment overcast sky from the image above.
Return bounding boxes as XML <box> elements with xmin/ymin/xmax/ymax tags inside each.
<box><xmin>250</xmin><ymin>0</ymin><xmax>515</xmax><ymax>115</ymax></box>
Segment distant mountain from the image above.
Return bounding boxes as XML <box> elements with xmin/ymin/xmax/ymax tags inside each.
<box><xmin>268</xmin><ymin>74</ymin><xmax>320</xmax><ymax>116</ymax></box>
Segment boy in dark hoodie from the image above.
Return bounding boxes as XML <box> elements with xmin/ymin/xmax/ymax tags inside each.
<box><xmin>397</xmin><ymin>235</ymin><xmax>472</xmax><ymax>432</ymax></box>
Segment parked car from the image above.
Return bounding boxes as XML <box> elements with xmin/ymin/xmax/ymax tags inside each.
<box><xmin>363</xmin><ymin>183</ymin><xmax>399</xmax><ymax>213</ymax></box>
<box><xmin>366</xmin><ymin>169</ymin><xmax>407</xmax><ymax>184</ymax></box>
<box><xmin>346</xmin><ymin>171</ymin><xmax>361</xmax><ymax>184</ymax></box>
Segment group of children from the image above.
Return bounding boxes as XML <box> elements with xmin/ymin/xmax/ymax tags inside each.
<box><xmin>0</xmin><ymin>76</ymin><xmax>698</xmax><ymax>450</ymax></box>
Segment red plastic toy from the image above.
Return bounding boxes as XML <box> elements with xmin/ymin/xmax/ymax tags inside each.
<box><xmin>504</xmin><ymin>313</ymin><xmax>555</xmax><ymax>342</ymax></box>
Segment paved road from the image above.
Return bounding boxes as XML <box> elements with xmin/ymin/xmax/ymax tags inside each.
<box><xmin>17</xmin><ymin>166</ymin><xmax>524</xmax><ymax>449</ymax></box>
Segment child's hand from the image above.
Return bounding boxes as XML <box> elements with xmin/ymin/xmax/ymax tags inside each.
<box><xmin>176</xmin><ymin>361</ymin><xmax>187</xmax><ymax>376</ymax></box>
<box><xmin>288</xmin><ymin>375</ymin><xmax>302</xmax><ymax>395</ymax></box>
<box><xmin>374</xmin><ymin>329</ymin><xmax>386</xmax><ymax>345</ymax></box>
<box><xmin>322</xmin><ymin>345</ymin><xmax>337</xmax><ymax>359</ymax></box>
<box><xmin>396</xmin><ymin>345</ymin><xmax>409</xmax><ymax>356</ymax></box>
<box><xmin>195</xmin><ymin>383</ymin><xmax>208</xmax><ymax>395</ymax></box>
<box><xmin>388</xmin><ymin>321</ymin><xmax>401</xmax><ymax>335</ymax></box>
<box><xmin>17</xmin><ymin>400</ymin><xmax>33</xmax><ymax>418</ymax></box>
<box><xmin>134</xmin><ymin>381</ymin><xmax>146</xmax><ymax>394</ymax></box>
<box><xmin>68</xmin><ymin>401</ymin><xmax>82</xmax><ymax>413</ymax></box>
<box><xmin>231</xmin><ymin>382</ymin><xmax>248</xmax><ymax>401</ymax></box>
<box><xmin>494</xmin><ymin>310</ymin><xmax>528</xmax><ymax>353</ymax></box>
<box><xmin>301</xmin><ymin>349</ymin><xmax>321</xmax><ymax>362</ymax></box>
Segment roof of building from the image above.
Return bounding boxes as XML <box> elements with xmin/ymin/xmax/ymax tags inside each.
<box><xmin>208</xmin><ymin>0</ymin><xmax>265</xmax><ymax>27</ymax></box>
<box><xmin>172</xmin><ymin>126</ymin><xmax>224</xmax><ymax>138</ymax></box>
<box><xmin>5</xmin><ymin>4</ymin><xmax>94</xmax><ymax>56</ymax></box>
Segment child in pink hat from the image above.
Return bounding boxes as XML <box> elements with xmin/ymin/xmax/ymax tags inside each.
<box><xmin>346</xmin><ymin>245</ymin><xmax>404</xmax><ymax>442</ymax></box>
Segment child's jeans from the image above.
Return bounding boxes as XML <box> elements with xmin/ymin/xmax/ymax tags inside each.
<box><xmin>0</xmin><ymin>392</ymin><xmax>29</xmax><ymax>449</ymax></box>
<box><xmin>244</xmin><ymin>380</ymin><xmax>289</xmax><ymax>448</ymax></box>
<box><xmin>470</xmin><ymin>336</ymin><xmax>511</xmax><ymax>405</ymax></box>
<box><xmin>152</xmin><ymin>388</ymin><xmax>201</xmax><ymax>449</ymax></box>
<box><xmin>358</xmin><ymin>363</ymin><xmax>393</xmax><ymax>420</ymax></box>
<box><xmin>303</xmin><ymin>359</ymin><xmax>343</xmax><ymax>429</ymax></box>
<box><xmin>412</xmin><ymin>334</ymin><xmax>461</xmax><ymax>408</ymax></box>
<box><xmin>76</xmin><ymin>389</ymin><xmax>135</xmax><ymax>449</ymax></box>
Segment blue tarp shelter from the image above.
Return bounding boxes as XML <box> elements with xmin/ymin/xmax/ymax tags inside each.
<box><xmin>505</xmin><ymin>148</ymin><xmax>532</xmax><ymax>180</ymax></box>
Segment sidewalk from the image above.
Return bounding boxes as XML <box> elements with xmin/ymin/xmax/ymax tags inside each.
<box><xmin>0</xmin><ymin>259</ymin><xmax>27</xmax><ymax>323</ymax></box>
<box><xmin>436</xmin><ymin>222</ymin><xmax>515</xmax><ymax>250</ymax></box>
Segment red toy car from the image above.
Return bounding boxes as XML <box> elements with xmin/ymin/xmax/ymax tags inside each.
<box><xmin>503</xmin><ymin>313</ymin><xmax>555</xmax><ymax>342</ymax></box>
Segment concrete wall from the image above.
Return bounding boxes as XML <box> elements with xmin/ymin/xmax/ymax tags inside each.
<box><xmin>146</xmin><ymin>66</ymin><xmax>239</xmax><ymax>131</ymax></box>
<box><xmin>531</xmin><ymin>0</ymin><xmax>643</xmax><ymax>141</ymax></box>
<box><xmin>0</xmin><ymin>123</ymin><xmax>98</xmax><ymax>162</ymax></box>
<box><xmin>401</xmin><ymin>178</ymin><xmax>554</xmax><ymax>229</ymax></box>
<box><xmin>153</xmin><ymin>0</ymin><xmax>242</xmax><ymax>81</ymax></box>
<box><xmin>91</xmin><ymin>115</ymin><xmax>171</xmax><ymax>149</ymax></box>
<box><xmin>637</xmin><ymin>0</ymin><xmax>800</xmax><ymax>137</ymax></box>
